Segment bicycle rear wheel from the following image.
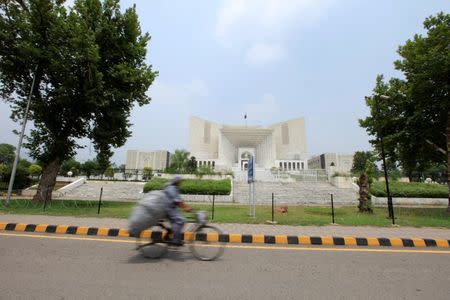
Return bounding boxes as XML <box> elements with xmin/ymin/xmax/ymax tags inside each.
<box><xmin>189</xmin><ymin>225</ymin><xmax>225</xmax><ymax>261</ymax></box>
<box><xmin>136</xmin><ymin>224</ymin><xmax>169</xmax><ymax>259</ymax></box>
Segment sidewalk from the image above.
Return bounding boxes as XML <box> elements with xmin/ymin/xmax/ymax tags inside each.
<box><xmin>1</xmin><ymin>214</ymin><xmax>449</xmax><ymax>239</ymax></box>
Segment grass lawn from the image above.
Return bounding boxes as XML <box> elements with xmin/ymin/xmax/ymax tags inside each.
<box><xmin>1</xmin><ymin>199</ymin><xmax>449</xmax><ymax>228</ymax></box>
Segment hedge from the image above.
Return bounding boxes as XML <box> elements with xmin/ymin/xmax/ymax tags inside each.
<box><xmin>370</xmin><ymin>181</ymin><xmax>448</xmax><ymax>198</ymax></box>
<box><xmin>143</xmin><ymin>178</ymin><xmax>231</xmax><ymax>195</ymax></box>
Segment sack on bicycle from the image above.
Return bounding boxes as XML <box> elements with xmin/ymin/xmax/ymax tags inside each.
<box><xmin>128</xmin><ymin>190</ymin><xmax>167</xmax><ymax>237</ymax></box>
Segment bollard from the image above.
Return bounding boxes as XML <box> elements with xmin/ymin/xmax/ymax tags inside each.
<box><xmin>330</xmin><ymin>193</ymin><xmax>335</xmax><ymax>224</ymax></box>
<box><xmin>97</xmin><ymin>187</ymin><xmax>103</xmax><ymax>214</ymax></box>
<box><xmin>266</xmin><ymin>193</ymin><xmax>277</xmax><ymax>224</ymax></box>
<box><xmin>271</xmin><ymin>192</ymin><xmax>274</xmax><ymax>223</ymax></box>
<box><xmin>211</xmin><ymin>194</ymin><xmax>215</xmax><ymax>220</ymax></box>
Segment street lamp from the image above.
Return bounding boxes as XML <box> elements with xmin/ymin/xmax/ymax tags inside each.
<box><xmin>6</xmin><ymin>69</ymin><xmax>37</xmax><ymax>205</ymax></box>
<box><xmin>375</xmin><ymin>94</ymin><xmax>395</xmax><ymax>225</ymax></box>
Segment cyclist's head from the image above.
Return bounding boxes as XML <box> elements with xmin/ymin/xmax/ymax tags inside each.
<box><xmin>170</xmin><ymin>175</ymin><xmax>183</xmax><ymax>186</ymax></box>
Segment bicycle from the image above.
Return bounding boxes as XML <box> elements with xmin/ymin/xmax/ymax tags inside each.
<box><xmin>135</xmin><ymin>211</ymin><xmax>225</xmax><ymax>261</ymax></box>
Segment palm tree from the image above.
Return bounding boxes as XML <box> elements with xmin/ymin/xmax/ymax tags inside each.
<box><xmin>170</xmin><ymin>149</ymin><xmax>190</xmax><ymax>173</ymax></box>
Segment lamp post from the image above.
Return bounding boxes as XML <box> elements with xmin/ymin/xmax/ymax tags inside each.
<box><xmin>6</xmin><ymin>69</ymin><xmax>37</xmax><ymax>205</ymax></box>
<box><xmin>376</xmin><ymin>94</ymin><xmax>395</xmax><ymax>224</ymax></box>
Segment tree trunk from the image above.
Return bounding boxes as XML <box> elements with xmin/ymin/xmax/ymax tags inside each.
<box><xmin>358</xmin><ymin>172</ymin><xmax>373</xmax><ymax>213</ymax></box>
<box><xmin>447</xmin><ymin>109</ymin><xmax>450</xmax><ymax>213</ymax></box>
<box><xmin>33</xmin><ymin>158</ymin><xmax>61</xmax><ymax>203</ymax></box>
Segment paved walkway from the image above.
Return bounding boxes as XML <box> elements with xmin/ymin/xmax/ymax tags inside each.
<box><xmin>1</xmin><ymin>214</ymin><xmax>449</xmax><ymax>239</ymax></box>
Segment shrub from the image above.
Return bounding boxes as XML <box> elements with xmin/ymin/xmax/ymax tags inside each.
<box><xmin>143</xmin><ymin>178</ymin><xmax>231</xmax><ymax>195</ymax></box>
<box><xmin>0</xmin><ymin>165</ymin><xmax>31</xmax><ymax>190</ymax></box>
<box><xmin>370</xmin><ymin>181</ymin><xmax>448</xmax><ymax>198</ymax></box>
<box><xmin>142</xmin><ymin>167</ymin><xmax>153</xmax><ymax>180</ymax></box>
<box><xmin>28</xmin><ymin>164</ymin><xmax>42</xmax><ymax>177</ymax></box>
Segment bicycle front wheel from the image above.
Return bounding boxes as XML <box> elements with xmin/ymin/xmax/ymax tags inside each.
<box><xmin>189</xmin><ymin>225</ymin><xmax>225</xmax><ymax>261</ymax></box>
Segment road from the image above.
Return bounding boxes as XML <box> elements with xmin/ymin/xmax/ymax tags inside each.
<box><xmin>1</xmin><ymin>232</ymin><xmax>449</xmax><ymax>299</ymax></box>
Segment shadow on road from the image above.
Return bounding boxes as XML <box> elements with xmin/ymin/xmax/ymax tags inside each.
<box><xmin>127</xmin><ymin>246</ymin><xmax>197</xmax><ymax>263</ymax></box>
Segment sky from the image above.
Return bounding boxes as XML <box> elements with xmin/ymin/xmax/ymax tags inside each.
<box><xmin>0</xmin><ymin>0</ymin><xmax>449</xmax><ymax>164</ymax></box>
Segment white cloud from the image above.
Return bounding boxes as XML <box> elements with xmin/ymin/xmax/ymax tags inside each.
<box><xmin>216</xmin><ymin>0</ymin><xmax>335</xmax><ymax>45</ymax></box>
<box><xmin>242</xmin><ymin>94</ymin><xmax>281</xmax><ymax>124</ymax></box>
<box><xmin>216</xmin><ymin>0</ymin><xmax>335</xmax><ymax>64</ymax></box>
<box><xmin>245</xmin><ymin>43</ymin><xmax>285</xmax><ymax>65</ymax></box>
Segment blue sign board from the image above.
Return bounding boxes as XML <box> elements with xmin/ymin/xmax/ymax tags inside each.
<box><xmin>247</xmin><ymin>156</ymin><xmax>254</xmax><ymax>183</ymax></box>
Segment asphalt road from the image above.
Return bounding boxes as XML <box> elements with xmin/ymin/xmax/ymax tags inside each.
<box><xmin>1</xmin><ymin>232</ymin><xmax>449</xmax><ymax>300</ymax></box>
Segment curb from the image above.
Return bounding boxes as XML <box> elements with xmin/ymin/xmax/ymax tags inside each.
<box><xmin>1</xmin><ymin>222</ymin><xmax>449</xmax><ymax>248</ymax></box>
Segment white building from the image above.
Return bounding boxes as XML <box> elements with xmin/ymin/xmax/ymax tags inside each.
<box><xmin>188</xmin><ymin>116</ymin><xmax>308</xmax><ymax>172</ymax></box>
<box><xmin>307</xmin><ymin>153</ymin><xmax>354</xmax><ymax>174</ymax></box>
<box><xmin>126</xmin><ymin>150</ymin><xmax>171</xmax><ymax>171</ymax></box>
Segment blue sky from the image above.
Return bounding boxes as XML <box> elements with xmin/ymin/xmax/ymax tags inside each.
<box><xmin>0</xmin><ymin>0</ymin><xmax>448</xmax><ymax>164</ymax></box>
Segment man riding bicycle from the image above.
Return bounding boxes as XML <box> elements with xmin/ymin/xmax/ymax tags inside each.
<box><xmin>163</xmin><ymin>176</ymin><xmax>192</xmax><ymax>246</ymax></box>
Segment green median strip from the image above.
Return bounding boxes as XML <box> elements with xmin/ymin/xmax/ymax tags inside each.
<box><xmin>1</xmin><ymin>199</ymin><xmax>450</xmax><ymax>228</ymax></box>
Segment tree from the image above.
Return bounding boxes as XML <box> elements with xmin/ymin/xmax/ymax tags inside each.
<box><xmin>96</xmin><ymin>151</ymin><xmax>110</xmax><ymax>177</ymax></box>
<box><xmin>359</xmin><ymin>76</ymin><xmax>430</xmax><ymax>181</ymax></box>
<box><xmin>28</xmin><ymin>164</ymin><xmax>42</xmax><ymax>178</ymax></box>
<box><xmin>351</xmin><ymin>151</ymin><xmax>376</xmax><ymax>213</ymax></box>
<box><xmin>186</xmin><ymin>156</ymin><xmax>197</xmax><ymax>174</ymax></box>
<box><xmin>60</xmin><ymin>158</ymin><xmax>81</xmax><ymax>176</ymax></box>
<box><xmin>169</xmin><ymin>149</ymin><xmax>190</xmax><ymax>173</ymax></box>
<box><xmin>0</xmin><ymin>144</ymin><xmax>15</xmax><ymax>165</ymax></box>
<box><xmin>0</xmin><ymin>0</ymin><xmax>157</xmax><ymax>202</ymax></box>
<box><xmin>104</xmin><ymin>165</ymin><xmax>114</xmax><ymax>179</ymax></box>
<box><xmin>359</xmin><ymin>13</ymin><xmax>450</xmax><ymax>212</ymax></box>
<box><xmin>81</xmin><ymin>159</ymin><xmax>99</xmax><ymax>179</ymax></box>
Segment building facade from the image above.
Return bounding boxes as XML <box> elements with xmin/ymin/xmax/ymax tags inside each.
<box><xmin>188</xmin><ymin>116</ymin><xmax>308</xmax><ymax>172</ymax></box>
<box><xmin>307</xmin><ymin>153</ymin><xmax>354</xmax><ymax>174</ymax></box>
<box><xmin>126</xmin><ymin>150</ymin><xmax>171</xmax><ymax>171</ymax></box>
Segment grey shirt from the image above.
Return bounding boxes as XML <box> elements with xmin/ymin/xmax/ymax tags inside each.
<box><xmin>164</xmin><ymin>184</ymin><xmax>182</xmax><ymax>208</ymax></box>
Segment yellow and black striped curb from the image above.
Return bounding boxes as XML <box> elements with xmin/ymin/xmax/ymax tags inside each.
<box><xmin>1</xmin><ymin>222</ymin><xmax>449</xmax><ymax>248</ymax></box>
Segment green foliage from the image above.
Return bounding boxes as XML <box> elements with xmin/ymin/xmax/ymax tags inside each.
<box><xmin>28</xmin><ymin>164</ymin><xmax>42</xmax><ymax>177</ymax></box>
<box><xmin>169</xmin><ymin>149</ymin><xmax>190</xmax><ymax>173</ymax></box>
<box><xmin>351</xmin><ymin>151</ymin><xmax>374</xmax><ymax>175</ymax></box>
<box><xmin>104</xmin><ymin>166</ymin><xmax>114</xmax><ymax>178</ymax></box>
<box><xmin>359</xmin><ymin>13</ymin><xmax>450</xmax><ymax>202</ymax></box>
<box><xmin>0</xmin><ymin>143</ymin><xmax>15</xmax><ymax>164</ymax></box>
<box><xmin>0</xmin><ymin>0</ymin><xmax>157</xmax><ymax>200</ymax></box>
<box><xmin>81</xmin><ymin>159</ymin><xmax>99</xmax><ymax>178</ymax></box>
<box><xmin>142</xmin><ymin>167</ymin><xmax>153</xmax><ymax>180</ymax></box>
<box><xmin>186</xmin><ymin>156</ymin><xmax>197</xmax><ymax>174</ymax></box>
<box><xmin>60</xmin><ymin>158</ymin><xmax>81</xmax><ymax>176</ymax></box>
<box><xmin>0</xmin><ymin>164</ymin><xmax>31</xmax><ymax>190</ymax></box>
<box><xmin>143</xmin><ymin>178</ymin><xmax>231</xmax><ymax>195</ymax></box>
<box><xmin>196</xmin><ymin>165</ymin><xmax>215</xmax><ymax>178</ymax></box>
<box><xmin>371</xmin><ymin>181</ymin><xmax>448</xmax><ymax>198</ymax></box>
<box><xmin>18</xmin><ymin>159</ymin><xmax>31</xmax><ymax>169</ymax></box>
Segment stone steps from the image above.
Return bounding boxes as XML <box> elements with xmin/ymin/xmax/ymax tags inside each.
<box><xmin>233</xmin><ymin>181</ymin><xmax>358</xmax><ymax>205</ymax></box>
